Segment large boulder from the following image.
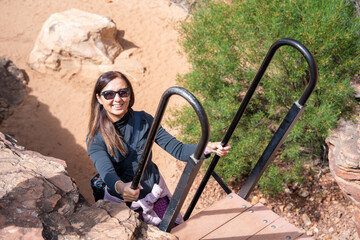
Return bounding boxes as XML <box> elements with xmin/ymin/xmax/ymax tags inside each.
<box><xmin>0</xmin><ymin>132</ymin><xmax>177</xmax><ymax>240</ymax></box>
<box><xmin>326</xmin><ymin>80</ymin><xmax>360</xmax><ymax>236</ymax></box>
<box><xmin>0</xmin><ymin>57</ymin><xmax>28</xmax><ymax>123</ymax></box>
<box><xmin>28</xmin><ymin>8</ymin><xmax>123</xmax><ymax>72</ymax></box>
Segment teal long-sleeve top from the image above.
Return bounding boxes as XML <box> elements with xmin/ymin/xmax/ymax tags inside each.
<box><xmin>87</xmin><ymin>110</ymin><xmax>197</xmax><ymax>200</ymax></box>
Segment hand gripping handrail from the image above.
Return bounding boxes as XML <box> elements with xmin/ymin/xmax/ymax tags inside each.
<box><xmin>184</xmin><ymin>38</ymin><xmax>318</xmax><ymax>220</ymax></box>
<box><xmin>128</xmin><ymin>87</ymin><xmax>210</xmax><ymax>232</ymax></box>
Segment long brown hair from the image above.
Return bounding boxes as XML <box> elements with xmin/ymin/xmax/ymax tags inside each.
<box><xmin>87</xmin><ymin>71</ymin><xmax>135</xmax><ymax>156</ymax></box>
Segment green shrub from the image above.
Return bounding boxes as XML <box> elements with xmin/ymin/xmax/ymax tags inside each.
<box><xmin>171</xmin><ymin>0</ymin><xmax>360</xmax><ymax>195</ymax></box>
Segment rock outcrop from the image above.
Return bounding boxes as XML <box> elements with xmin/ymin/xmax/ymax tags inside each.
<box><xmin>0</xmin><ymin>58</ymin><xmax>28</xmax><ymax>123</ymax></box>
<box><xmin>326</xmin><ymin>80</ymin><xmax>360</xmax><ymax>236</ymax></box>
<box><xmin>0</xmin><ymin>132</ymin><xmax>177</xmax><ymax>240</ymax></box>
<box><xmin>28</xmin><ymin>8</ymin><xmax>123</xmax><ymax>73</ymax></box>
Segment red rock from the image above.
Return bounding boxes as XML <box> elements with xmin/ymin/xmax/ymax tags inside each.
<box><xmin>326</xmin><ymin>105</ymin><xmax>360</xmax><ymax>237</ymax></box>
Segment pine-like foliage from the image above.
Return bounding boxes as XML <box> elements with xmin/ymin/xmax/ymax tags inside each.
<box><xmin>170</xmin><ymin>0</ymin><xmax>359</xmax><ymax>194</ymax></box>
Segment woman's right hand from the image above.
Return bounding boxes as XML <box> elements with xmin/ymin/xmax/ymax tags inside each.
<box><xmin>116</xmin><ymin>181</ymin><xmax>140</xmax><ymax>202</ymax></box>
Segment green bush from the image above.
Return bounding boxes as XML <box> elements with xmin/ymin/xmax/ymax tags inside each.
<box><xmin>171</xmin><ymin>0</ymin><xmax>360</xmax><ymax>195</ymax></box>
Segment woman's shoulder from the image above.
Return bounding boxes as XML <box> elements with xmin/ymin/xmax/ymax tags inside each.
<box><xmin>86</xmin><ymin>130</ymin><xmax>105</xmax><ymax>146</ymax></box>
<box><xmin>132</xmin><ymin>110</ymin><xmax>153</xmax><ymax>122</ymax></box>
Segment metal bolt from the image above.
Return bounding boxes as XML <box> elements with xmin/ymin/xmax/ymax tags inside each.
<box><xmin>286</xmin><ymin>236</ymin><xmax>291</xmax><ymax>240</ymax></box>
<box><xmin>228</xmin><ymin>195</ymin><xmax>233</xmax><ymax>199</ymax></box>
<box><xmin>249</xmin><ymin>209</ymin><xmax>254</xmax><ymax>213</ymax></box>
<box><xmin>242</xmin><ymin>205</ymin><xmax>247</xmax><ymax>208</ymax></box>
<box><xmin>271</xmin><ymin>225</ymin><xmax>276</xmax><ymax>229</ymax></box>
<box><xmin>263</xmin><ymin>219</ymin><xmax>268</xmax><ymax>223</ymax></box>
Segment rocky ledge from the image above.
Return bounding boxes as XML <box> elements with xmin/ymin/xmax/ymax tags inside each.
<box><xmin>0</xmin><ymin>132</ymin><xmax>177</xmax><ymax>240</ymax></box>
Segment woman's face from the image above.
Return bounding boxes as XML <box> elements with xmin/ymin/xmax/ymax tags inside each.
<box><xmin>96</xmin><ymin>77</ymin><xmax>131</xmax><ymax>122</ymax></box>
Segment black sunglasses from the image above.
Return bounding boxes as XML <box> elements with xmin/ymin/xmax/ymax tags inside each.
<box><xmin>99</xmin><ymin>88</ymin><xmax>130</xmax><ymax>100</ymax></box>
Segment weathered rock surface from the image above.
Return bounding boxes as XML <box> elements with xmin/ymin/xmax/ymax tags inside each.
<box><xmin>0</xmin><ymin>132</ymin><xmax>177</xmax><ymax>240</ymax></box>
<box><xmin>0</xmin><ymin>57</ymin><xmax>28</xmax><ymax>123</ymax></box>
<box><xmin>28</xmin><ymin>8</ymin><xmax>123</xmax><ymax>73</ymax></box>
<box><xmin>326</xmin><ymin>80</ymin><xmax>360</xmax><ymax>236</ymax></box>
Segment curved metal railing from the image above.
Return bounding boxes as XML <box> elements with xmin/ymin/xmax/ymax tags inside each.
<box><xmin>184</xmin><ymin>38</ymin><xmax>318</xmax><ymax>220</ymax></box>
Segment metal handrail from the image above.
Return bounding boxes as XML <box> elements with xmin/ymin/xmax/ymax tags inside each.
<box><xmin>129</xmin><ymin>86</ymin><xmax>210</xmax><ymax>232</ymax></box>
<box><xmin>184</xmin><ymin>38</ymin><xmax>318</xmax><ymax>220</ymax></box>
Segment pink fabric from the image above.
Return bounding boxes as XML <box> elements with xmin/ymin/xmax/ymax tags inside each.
<box><xmin>136</xmin><ymin>196</ymin><xmax>170</xmax><ymax>226</ymax></box>
<box><xmin>104</xmin><ymin>175</ymin><xmax>184</xmax><ymax>226</ymax></box>
<box><xmin>152</xmin><ymin>195</ymin><xmax>169</xmax><ymax>220</ymax></box>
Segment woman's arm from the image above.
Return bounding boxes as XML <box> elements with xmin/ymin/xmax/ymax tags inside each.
<box><xmin>144</xmin><ymin>112</ymin><xmax>231</xmax><ymax>161</ymax></box>
<box><xmin>155</xmin><ymin>125</ymin><xmax>197</xmax><ymax>161</ymax></box>
<box><xmin>87</xmin><ymin>133</ymin><xmax>140</xmax><ymax>201</ymax></box>
<box><xmin>155</xmin><ymin>126</ymin><xmax>231</xmax><ymax>160</ymax></box>
<box><xmin>88</xmin><ymin>138</ymin><xmax>120</xmax><ymax>188</ymax></box>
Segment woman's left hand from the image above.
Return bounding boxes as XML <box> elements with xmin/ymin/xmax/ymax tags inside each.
<box><xmin>205</xmin><ymin>142</ymin><xmax>231</xmax><ymax>157</ymax></box>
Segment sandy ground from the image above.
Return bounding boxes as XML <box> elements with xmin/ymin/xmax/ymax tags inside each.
<box><xmin>0</xmin><ymin>0</ymin><xmax>191</xmax><ymax>203</ymax></box>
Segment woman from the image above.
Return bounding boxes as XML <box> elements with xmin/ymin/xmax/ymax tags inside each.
<box><xmin>86</xmin><ymin>71</ymin><xmax>231</xmax><ymax>226</ymax></box>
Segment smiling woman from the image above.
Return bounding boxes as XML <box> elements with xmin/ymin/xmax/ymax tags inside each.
<box><xmin>86</xmin><ymin>71</ymin><xmax>231</xmax><ymax>227</ymax></box>
<box><xmin>96</xmin><ymin>73</ymin><xmax>133</xmax><ymax>122</ymax></box>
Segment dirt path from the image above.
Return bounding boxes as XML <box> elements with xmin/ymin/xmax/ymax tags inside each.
<box><xmin>0</xmin><ymin>0</ymin><xmax>189</xmax><ymax>203</ymax></box>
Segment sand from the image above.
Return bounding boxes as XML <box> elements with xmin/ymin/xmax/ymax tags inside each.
<box><xmin>0</xmin><ymin>0</ymin><xmax>191</xmax><ymax>203</ymax></box>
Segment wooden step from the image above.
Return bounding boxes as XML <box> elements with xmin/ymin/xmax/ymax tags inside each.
<box><xmin>171</xmin><ymin>193</ymin><xmax>312</xmax><ymax>240</ymax></box>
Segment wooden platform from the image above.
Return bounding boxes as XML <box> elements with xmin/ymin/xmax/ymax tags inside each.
<box><xmin>171</xmin><ymin>193</ymin><xmax>312</xmax><ymax>240</ymax></box>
